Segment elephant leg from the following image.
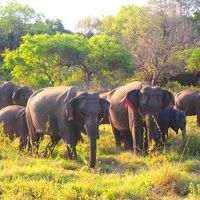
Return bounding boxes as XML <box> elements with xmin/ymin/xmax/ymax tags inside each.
<box><xmin>109</xmin><ymin>116</ymin><xmax>122</xmax><ymax>147</ymax></box>
<box><xmin>19</xmin><ymin>133</ymin><xmax>28</xmax><ymax>151</ymax></box>
<box><xmin>112</xmin><ymin>126</ymin><xmax>121</xmax><ymax>147</ymax></box>
<box><xmin>129</xmin><ymin>109</ymin><xmax>142</xmax><ymax>154</ymax></box>
<box><xmin>74</xmin><ymin>129</ymin><xmax>82</xmax><ymax>146</ymax></box>
<box><xmin>31</xmin><ymin>133</ymin><xmax>42</xmax><ymax>154</ymax></box>
<box><xmin>65</xmin><ymin>137</ymin><xmax>77</xmax><ymax>160</ymax></box>
<box><xmin>63</xmin><ymin>126</ymin><xmax>77</xmax><ymax>160</ymax></box>
<box><xmin>43</xmin><ymin>134</ymin><xmax>61</xmax><ymax>157</ymax></box>
<box><xmin>49</xmin><ymin>135</ymin><xmax>61</xmax><ymax>154</ymax></box>
<box><xmin>161</xmin><ymin>133</ymin><xmax>168</xmax><ymax>145</ymax></box>
<box><xmin>123</xmin><ymin>130</ymin><xmax>133</xmax><ymax>150</ymax></box>
<box><xmin>197</xmin><ymin>114</ymin><xmax>200</xmax><ymax>127</ymax></box>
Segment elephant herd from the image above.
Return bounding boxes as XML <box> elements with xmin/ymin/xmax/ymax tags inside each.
<box><xmin>0</xmin><ymin>81</ymin><xmax>200</xmax><ymax>168</ymax></box>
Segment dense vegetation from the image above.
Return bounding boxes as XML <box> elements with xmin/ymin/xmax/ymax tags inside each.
<box><xmin>0</xmin><ymin>0</ymin><xmax>200</xmax><ymax>90</ymax></box>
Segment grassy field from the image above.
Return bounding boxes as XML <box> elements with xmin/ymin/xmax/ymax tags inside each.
<box><xmin>0</xmin><ymin>117</ymin><xmax>200</xmax><ymax>200</ymax></box>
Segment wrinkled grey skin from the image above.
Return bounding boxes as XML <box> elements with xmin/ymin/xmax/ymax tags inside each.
<box><xmin>175</xmin><ymin>89</ymin><xmax>200</xmax><ymax>126</ymax></box>
<box><xmin>0</xmin><ymin>81</ymin><xmax>33</xmax><ymax>109</ymax></box>
<box><xmin>108</xmin><ymin>81</ymin><xmax>174</xmax><ymax>153</ymax></box>
<box><xmin>0</xmin><ymin>105</ymin><xmax>28</xmax><ymax>150</ymax></box>
<box><xmin>26</xmin><ymin>86</ymin><xmax>109</xmax><ymax>168</ymax></box>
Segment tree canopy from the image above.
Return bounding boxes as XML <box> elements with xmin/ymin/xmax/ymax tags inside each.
<box><xmin>3</xmin><ymin>33</ymin><xmax>132</xmax><ymax>89</ymax></box>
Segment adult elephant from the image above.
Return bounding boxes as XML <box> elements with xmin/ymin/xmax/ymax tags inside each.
<box><xmin>0</xmin><ymin>81</ymin><xmax>33</xmax><ymax>109</ymax></box>
<box><xmin>108</xmin><ymin>81</ymin><xmax>174</xmax><ymax>153</ymax></box>
<box><xmin>0</xmin><ymin>105</ymin><xmax>28</xmax><ymax>150</ymax></box>
<box><xmin>26</xmin><ymin>86</ymin><xmax>109</xmax><ymax>168</ymax></box>
<box><xmin>175</xmin><ymin>89</ymin><xmax>200</xmax><ymax>126</ymax></box>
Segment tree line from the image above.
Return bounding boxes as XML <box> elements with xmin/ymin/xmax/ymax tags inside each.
<box><xmin>1</xmin><ymin>0</ymin><xmax>200</xmax><ymax>90</ymax></box>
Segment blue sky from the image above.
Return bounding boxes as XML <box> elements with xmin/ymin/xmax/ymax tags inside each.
<box><xmin>1</xmin><ymin>0</ymin><xmax>148</xmax><ymax>31</ymax></box>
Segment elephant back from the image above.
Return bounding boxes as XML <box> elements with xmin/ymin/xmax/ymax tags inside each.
<box><xmin>0</xmin><ymin>82</ymin><xmax>18</xmax><ymax>109</ymax></box>
<box><xmin>0</xmin><ymin>105</ymin><xmax>25</xmax><ymax>134</ymax></box>
<box><xmin>12</xmin><ymin>85</ymin><xmax>33</xmax><ymax>107</ymax></box>
<box><xmin>175</xmin><ymin>89</ymin><xmax>199</xmax><ymax>115</ymax></box>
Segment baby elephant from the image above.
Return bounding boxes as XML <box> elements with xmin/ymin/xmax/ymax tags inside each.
<box><xmin>117</xmin><ymin>107</ymin><xmax>186</xmax><ymax>150</ymax></box>
<box><xmin>0</xmin><ymin>105</ymin><xmax>28</xmax><ymax>150</ymax></box>
<box><xmin>158</xmin><ymin>107</ymin><xmax>186</xmax><ymax>143</ymax></box>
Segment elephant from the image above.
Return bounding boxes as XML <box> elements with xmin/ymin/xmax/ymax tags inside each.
<box><xmin>158</xmin><ymin>107</ymin><xmax>186</xmax><ymax>143</ymax></box>
<box><xmin>108</xmin><ymin>81</ymin><xmax>174</xmax><ymax>153</ymax></box>
<box><xmin>175</xmin><ymin>89</ymin><xmax>200</xmax><ymax>126</ymax></box>
<box><xmin>26</xmin><ymin>86</ymin><xmax>110</xmax><ymax>168</ymax></box>
<box><xmin>0</xmin><ymin>81</ymin><xmax>33</xmax><ymax>109</ymax></box>
<box><xmin>0</xmin><ymin>105</ymin><xmax>28</xmax><ymax>150</ymax></box>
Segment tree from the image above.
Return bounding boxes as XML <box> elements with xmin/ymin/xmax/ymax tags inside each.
<box><xmin>3</xmin><ymin>33</ymin><xmax>86</xmax><ymax>88</ymax></box>
<box><xmin>181</xmin><ymin>47</ymin><xmax>200</xmax><ymax>72</ymax></box>
<box><xmin>77</xmin><ymin>2</ymin><xmax>199</xmax><ymax>85</ymax></box>
<box><xmin>0</xmin><ymin>2</ymin><xmax>70</xmax><ymax>51</ymax></box>
<box><xmin>83</xmin><ymin>34</ymin><xmax>132</xmax><ymax>88</ymax></box>
<box><xmin>76</xmin><ymin>16</ymin><xmax>101</xmax><ymax>37</ymax></box>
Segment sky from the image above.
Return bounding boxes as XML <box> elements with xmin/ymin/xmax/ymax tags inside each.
<box><xmin>1</xmin><ymin>0</ymin><xmax>148</xmax><ymax>31</ymax></box>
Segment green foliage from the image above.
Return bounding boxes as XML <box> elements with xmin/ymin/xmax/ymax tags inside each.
<box><xmin>165</xmin><ymin>81</ymin><xmax>186</xmax><ymax>93</ymax></box>
<box><xmin>3</xmin><ymin>33</ymin><xmax>86</xmax><ymax>88</ymax></box>
<box><xmin>84</xmin><ymin>34</ymin><xmax>132</xmax><ymax>89</ymax></box>
<box><xmin>0</xmin><ymin>2</ymin><xmax>69</xmax><ymax>51</ymax></box>
<box><xmin>184</xmin><ymin>47</ymin><xmax>200</xmax><ymax>72</ymax></box>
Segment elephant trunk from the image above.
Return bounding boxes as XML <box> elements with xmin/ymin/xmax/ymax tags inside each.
<box><xmin>84</xmin><ymin>118</ymin><xmax>98</xmax><ymax>168</ymax></box>
<box><xmin>145</xmin><ymin>113</ymin><xmax>161</xmax><ymax>150</ymax></box>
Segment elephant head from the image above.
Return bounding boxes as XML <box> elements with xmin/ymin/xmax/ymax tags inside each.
<box><xmin>65</xmin><ymin>92</ymin><xmax>110</xmax><ymax>168</ymax></box>
<box><xmin>12</xmin><ymin>86</ymin><xmax>33</xmax><ymax>107</ymax></box>
<box><xmin>121</xmin><ymin>86</ymin><xmax>174</xmax><ymax>149</ymax></box>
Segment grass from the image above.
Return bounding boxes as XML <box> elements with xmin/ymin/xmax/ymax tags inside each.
<box><xmin>0</xmin><ymin>116</ymin><xmax>200</xmax><ymax>199</ymax></box>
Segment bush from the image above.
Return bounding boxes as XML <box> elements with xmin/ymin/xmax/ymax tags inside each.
<box><xmin>165</xmin><ymin>81</ymin><xmax>186</xmax><ymax>93</ymax></box>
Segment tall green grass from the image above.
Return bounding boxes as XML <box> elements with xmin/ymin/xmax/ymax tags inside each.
<box><xmin>0</xmin><ymin>116</ymin><xmax>199</xmax><ymax>199</ymax></box>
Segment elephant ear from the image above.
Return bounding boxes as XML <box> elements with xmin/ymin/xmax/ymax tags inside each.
<box><xmin>98</xmin><ymin>98</ymin><xmax>110</xmax><ymax>125</ymax></box>
<box><xmin>162</xmin><ymin>90</ymin><xmax>175</xmax><ymax>110</ymax></box>
<box><xmin>65</xmin><ymin>97</ymin><xmax>77</xmax><ymax>121</ymax></box>
<box><xmin>121</xmin><ymin>90</ymin><xmax>140</xmax><ymax>112</ymax></box>
<box><xmin>56</xmin><ymin>87</ymin><xmax>77</xmax><ymax>122</ymax></box>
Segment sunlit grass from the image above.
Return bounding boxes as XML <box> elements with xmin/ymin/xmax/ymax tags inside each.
<box><xmin>0</xmin><ymin>116</ymin><xmax>199</xmax><ymax>199</ymax></box>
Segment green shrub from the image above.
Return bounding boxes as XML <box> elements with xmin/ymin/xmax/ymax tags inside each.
<box><xmin>165</xmin><ymin>81</ymin><xmax>186</xmax><ymax>93</ymax></box>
